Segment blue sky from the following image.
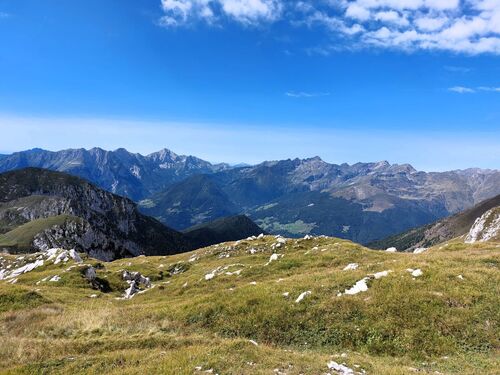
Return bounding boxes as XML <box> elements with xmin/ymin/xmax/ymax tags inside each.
<box><xmin>0</xmin><ymin>0</ymin><xmax>499</xmax><ymax>170</ymax></box>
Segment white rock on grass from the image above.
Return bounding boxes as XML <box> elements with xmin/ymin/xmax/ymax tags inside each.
<box><xmin>205</xmin><ymin>272</ymin><xmax>216</xmax><ymax>281</ymax></box>
<box><xmin>343</xmin><ymin>263</ymin><xmax>359</xmax><ymax>271</ymax></box>
<box><xmin>295</xmin><ymin>291</ymin><xmax>312</xmax><ymax>303</ymax></box>
<box><xmin>121</xmin><ymin>271</ymin><xmax>152</xmax><ymax>299</ymax></box>
<box><xmin>344</xmin><ymin>278</ymin><xmax>369</xmax><ymax>295</ymax></box>
<box><xmin>266</xmin><ymin>253</ymin><xmax>283</xmax><ymax>265</ymax></box>
<box><xmin>327</xmin><ymin>360</ymin><xmax>355</xmax><ymax>375</ymax></box>
<box><xmin>413</xmin><ymin>247</ymin><xmax>427</xmax><ymax>254</ymax></box>
<box><xmin>303</xmin><ymin>235</ymin><xmax>313</xmax><ymax>240</ymax></box>
<box><xmin>4</xmin><ymin>259</ymin><xmax>44</xmax><ymax>280</ymax></box>
<box><xmin>341</xmin><ymin>270</ymin><xmax>391</xmax><ymax>296</ymax></box>
<box><xmin>257</xmin><ymin>233</ymin><xmax>264</xmax><ymax>239</ymax></box>
<box><xmin>373</xmin><ymin>270</ymin><xmax>391</xmax><ymax>279</ymax></box>
<box><xmin>283</xmin><ymin>292</ymin><xmax>290</xmax><ymax>297</ymax></box>
<box><xmin>49</xmin><ymin>275</ymin><xmax>61</xmax><ymax>282</ymax></box>
<box><xmin>385</xmin><ymin>247</ymin><xmax>397</xmax><ymax>252</ymax></box>
<box><xmin>407</xmin><ymin>268</ymin><xmax>423</xmax><ymax>277</ymax></box>
<box><xmin>457</xmin><ymin>274</ymin><xmax>464</xmax><ymax>280</ymax></box>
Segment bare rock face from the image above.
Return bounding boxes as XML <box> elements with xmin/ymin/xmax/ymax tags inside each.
<box><xmin>465</xmin><ymin>207</ymin><xmax>500</xmax><ymax>243</ymax></box>
<box><xmin>0</xmin><ymin>168</ymin><xmax>189</xmax><ymax>260</ymax></box>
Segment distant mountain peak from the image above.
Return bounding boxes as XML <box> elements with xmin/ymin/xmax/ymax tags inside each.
<box><xmin>147</xmin><ymin>148</ymin><xmax>180</xmax><ymax>162</ymax></box>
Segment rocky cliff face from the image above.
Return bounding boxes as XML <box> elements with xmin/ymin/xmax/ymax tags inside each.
<box><xmin>0</xmin><ymin>168</ymin><xmax>188</xmax><ymax>260</ymax></box>
<box><xmin>465</xmin><ymin>207</ymin><xmax>500</xmax><ymax>243</ymax></box>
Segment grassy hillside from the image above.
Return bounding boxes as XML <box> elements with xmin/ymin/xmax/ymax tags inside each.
<box><xmin>0</xmin><ymin>236</ymin><xmax>498</xmax><ymax>374</ymax></box>
<box><xmin>0</xmin><ymin>215</ymin><xmax>82</xmax><ymax>251</ymax></box>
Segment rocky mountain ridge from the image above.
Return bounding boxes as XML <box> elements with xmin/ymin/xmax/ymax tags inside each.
<box><xmin>0</xmin><ymin>147</ymin><xmax>230</xmax><ymax>201</ymax></box>
<box><xmin>2</xmin><ymin>148</ymin><xmax>499</xmax><ymax>244</ymax></box>
<box><xmin>141</xmin><ymin>156</ymin><xmax>500</xmax><ymax>243</ymax></box>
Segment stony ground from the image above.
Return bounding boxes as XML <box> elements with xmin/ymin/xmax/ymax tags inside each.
<box><xmin>0</xmin><ymin>235</ymin><xmax>498</xmax><ymax>374</ymax></box>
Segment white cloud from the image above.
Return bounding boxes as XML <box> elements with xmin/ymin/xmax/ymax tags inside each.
<box><xmin>448</xmin><ymin>85</ymin><xmax>500</xmax><ymax>93</ymax></box>
<box><xmin>158</xmin><ymin>0</ymin><xmax>500</xmax><ymax>54</ymax></box>
<box><xmin>449</xmin><ymin>86</ymin><xmax>476</xmax><ymax>93</ymax></box>
<box><xmin>346</xmin><ymin>4</ymin><xmax>371</xmax><ymax>20</ymax></box>
<box><xmin>415</xmin><ymin>16</ymin><xmax>448</xmax><ymax>31</ymax></box>
<box><xmin>159</xmin><ymin>0</ymin><xmax>281</xmax><ymax>26</ymax></box>
<box><xmin>374</xmin><ymin>10</ymin><xmax>410</xmax><ymax>26</ymax></box>
<box><xmin>285</xmin><ymin>91</ymin><xmax>331</xmax><ymax>98</ymax></box>
<box><xmin>478</xmin><ymin>86</ymin><xmax>500</xmax><ymax>92</ymax></box>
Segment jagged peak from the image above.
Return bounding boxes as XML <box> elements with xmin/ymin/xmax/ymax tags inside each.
<box><xmin>147</xmin><ymin>148</ymin><xmax>180</xmax><ymax>162</ymax></box>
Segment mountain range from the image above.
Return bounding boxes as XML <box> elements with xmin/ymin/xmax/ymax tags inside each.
<box><xmin>0</xmin><ymin>148</ymin><xmax>230</xmax><ymax>201</ymax></box>
<box><xmin>1</xmin><ymin>148</ymin><xmax>499</xmax><ymax>244</ymax></box>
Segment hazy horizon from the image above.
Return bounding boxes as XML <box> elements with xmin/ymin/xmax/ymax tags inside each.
<box><xmin>1</xmin><ymin>1</ymin><xmax>499</xmax><ymax>171</ymax></box>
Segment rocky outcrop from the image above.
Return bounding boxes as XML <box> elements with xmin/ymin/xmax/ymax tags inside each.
<box><xmin>0</xmin><ymin>168</ymin><xmax>188</xmax><ymax>260</ymax></box>
<box><xmin>465</xmin><ymin>207</ymin><xmax>500</xmax><ymax>243</ymax></box>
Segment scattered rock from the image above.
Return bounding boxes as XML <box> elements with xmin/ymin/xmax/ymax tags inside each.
<box><xmin>385</xmin><ymin>247</ymin><xmax>397</xmax><ymax>252</ymax></box>
<box><xmin>327</xmin><ymin>360</ymin><xmax>355</xmax><ymax>375</ymax></box>
<box><xmin>341</xmin><ymin>270</ymin><xmax>391</xmax><ymax>296</ymax></box>
<box><xmin>373</xmin><ymin>270</ymin><xmax>391</xmax><ymax>279</ymax></box>
<box><xmin>266</xmin><ymin>253</ymin><xmax>283</xmax><ymax>265</ymax></box>
<box><xmin>2</xmin><ymin>259</ymin><xmax>44</xmax><ymax>280</ymax></box>
<box><xmin>295</xmin><ymin>290</ymin><xmax>312</xmax><ymax>303</ymax></box>
<box><xmin>407</xmin><ymin>268</ymin><xmax>423</xmax><ymax>277</ymax></box>
<box><xmin>413</xmin><ymin>247</ymin><xmax>427</xmax><ymax>254</ymax></box>
<box><xmin>343</xmin><ymin>263</ymin><xmax>359</xmax><ymax>271</ymax></box>
<box><xmin>121</xmin><ymin>270</ymin><xmax>151</xmax><ymax>299</ymax></box>
<box><xmin>49</xmin><ymin>275</ymin><xmax>61</xmax><ymax>282</ymax></box>
<box><xmin>344</xmin><ymin>278</ymin><xmax>369</xmax><ymax>295</ymax></box>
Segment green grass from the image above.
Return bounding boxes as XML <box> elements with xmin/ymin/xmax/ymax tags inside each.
<box><xmin>0</xmin><ymin>215</ymin><xmax>81</xmax><ymax>250</ymax></box>
<box><xmin>0</xmin><ymin>236</ymin><xmax>498</xmax><ymax>374</ymax></box>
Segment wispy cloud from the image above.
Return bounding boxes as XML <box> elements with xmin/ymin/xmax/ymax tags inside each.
<box><xmin>478</xmin><ymin>86</ymin><xmax>500</xmax><ymax>92</ymax></box>
<box><xmin>444</xmin><ymin>66</ymin><xmax>472</xmax><ymax>74</ymax></box>
<box><xmin>285</xmin><ymin>91</ymin><xmax>331</xmax><ymax>98</ymax></box>
<box><xmin>449</xmin><ymin>86</ymin><xmax>500</xmax><ymax>94</ymax></box>
<box><xmin>449</xmin><ymin>86</ymin><xmax>476</xmax><ymax>94</ymax></box>
<box><xmin>158</xmin><ymin>0</ymin><xmax>500</xmax><ymax>55</ymax></box>
<box><xmin>0</xmin><ymin>12</ymin><xmax>10</xmax><ymax>18</ymax></box>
